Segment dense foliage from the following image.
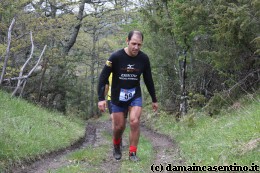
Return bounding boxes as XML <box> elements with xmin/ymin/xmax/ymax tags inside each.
<box><xmin>138</xmin><ymin>0</ymin><xmax>259</xmax><ymax>114</ymax></box>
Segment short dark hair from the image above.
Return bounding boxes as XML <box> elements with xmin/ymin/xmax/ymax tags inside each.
<box><xmin>128</xmin><ymin>30</ymin><xmax>144</xmax><ymax>41</ymax></box>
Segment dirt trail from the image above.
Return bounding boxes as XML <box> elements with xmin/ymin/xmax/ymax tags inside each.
<box><xmin>11</xmin><ymin>119</ymin><xmax>184</xmax><ymax>173</ymax></box>
<box><xmin>141</xmin><ymin>125</ymin><xmax>184</xmax><ymax>166</ymax></box>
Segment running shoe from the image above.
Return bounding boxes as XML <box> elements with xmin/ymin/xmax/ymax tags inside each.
<box><xmin>129</xmin><ymin>152</ymin><xmax>140</xmax><ymax>162</ymax></box>
<box><xmin>113</xmin><ymin>144</ymin><xmax>122</xmax><ymax>160</ymax></box>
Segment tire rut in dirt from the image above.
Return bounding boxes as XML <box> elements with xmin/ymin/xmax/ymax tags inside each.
<box><xmin>141</xmin><ymin>124</ymin><xmax>185</xmax><ymax>166</ymax></box>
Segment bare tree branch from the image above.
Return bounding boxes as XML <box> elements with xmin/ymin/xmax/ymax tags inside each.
<box><xmin>11</xmin><ymin>31</ymin><xmax>35</xmax><ymax>96</ymax></box>
<box><xmin>11</xmin><ymin>44</ymin><xmax>47</xmax><ymax>97</ymax></box>
<box><xmin>0</xmin><ymin>18</ymin><xmax>15</xmax><ymax>84</ymax></box>
<box><xmin>20</xmin><ymin>32</ymin><xmax>35</xmax><ymax>78</ymax></box>
<box><xmin>27</xmin><ymin>45</ymin><xmax>47</xmax><ymax>78</ymax></box>
<box><xmin>227</xmin><ymin>69</ymin><xmax>260</xmax><ymax>95</ymax></box>
<box><xmin>11</xmin><ymin>31</ymin><xmax>47</xmax><ymax>97</ymax></box>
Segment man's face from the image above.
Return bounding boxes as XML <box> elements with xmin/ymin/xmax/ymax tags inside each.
<box><xmin>127</xmin><ymin>34</ymin><xmax>143</xmax><ymax>57</ymax></box>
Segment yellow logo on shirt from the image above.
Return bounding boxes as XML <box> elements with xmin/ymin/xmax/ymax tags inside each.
<box><xmin>106</xmin><ymin>60</ymin><xmax>112</xmax><ymax>67</ymax></box>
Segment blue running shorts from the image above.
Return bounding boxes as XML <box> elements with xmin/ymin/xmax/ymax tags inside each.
<box><xmin>111</xmin><ymin>97</ymin><xmax>142</xmax><ymax>113</ymax></box>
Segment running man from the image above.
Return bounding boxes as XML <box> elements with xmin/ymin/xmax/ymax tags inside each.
<box><xmin>98</xmin><ymin>30</ymin><xmax>158</xmax><ymax>161</ymax></box>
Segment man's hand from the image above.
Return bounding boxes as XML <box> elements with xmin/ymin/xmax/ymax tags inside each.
<box><xmin>152</xmin><ymin>102</ymin><xmax>158</xmax><ymax>112</ymax></box>
<box><xmin>98</xmin><ymin>100</ymin><xmax>107</xmax><ymax>113</ymax></box>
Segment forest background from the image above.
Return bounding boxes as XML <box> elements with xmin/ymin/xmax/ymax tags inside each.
<box><xmin>0</xmin><ymin>0</ymin><xmax>259</xmax><ymax>119</ymax></box>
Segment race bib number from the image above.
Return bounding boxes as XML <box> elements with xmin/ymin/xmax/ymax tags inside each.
<box><xmin>119</xmin><ymin>88</ymin><xmax>136</xmax><ymax>102</ymax></box>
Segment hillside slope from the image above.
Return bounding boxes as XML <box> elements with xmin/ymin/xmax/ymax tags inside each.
<box><xmin>143</xmin><ymin>93</ymin><xmax>260</xmax><ymax>168</ymax></box>
<box><xmin>0</xmin><ymin>90</ymin><xmax>85</xmax><ymax>172</ymax></box>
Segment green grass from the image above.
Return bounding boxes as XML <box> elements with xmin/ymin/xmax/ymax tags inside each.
<box><xmin>53</xmin><ymin>145</ymin><xmax>110</xmax><ymax>173</ymax></box>
<box><xmin>66</xmin><ymin>146</ymin><xmax>109</xmax><ymax>166</ymax></box>
<box><xmin>143</xmin><ymin>94</ymin><xmax>260</xmax><ymax>168</ymax></box>
<box><xmin>119</xmin><ymin>136</ymin><xmax>154</xmax><ymax>173</ymax></box>
<box><xmin>0</xmin><ymin>90</ymin><xmax>85</xmax><ymax>170</ymax></box>
<box><xmin>118</xmin><ymin>123</ymin><xmax>154</xmax><ymax>173</ymax></box>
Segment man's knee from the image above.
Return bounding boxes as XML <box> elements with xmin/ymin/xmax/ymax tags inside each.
<box><xmin>114</xmin><ymin>123</ymin><xmax>125</xmax><ymax>131</ymax></box>
<box><xmin>130</xmin><ymin>118</ymin><xmax>140</xmax><ymax>128</ymax></box>
<box><xmin>113</xmin><ymin>116</ymin><xmax>125</xmax><ymax>131</ymax></box>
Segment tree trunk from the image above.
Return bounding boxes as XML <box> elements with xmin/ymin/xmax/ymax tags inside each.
<box><xmin>179</xmin><ymin>51</ymin><xmax>188</xmax><ymax>116</ymax></box>
<box><xmin>90</xmin><ymin>31</ymin><xmax>98</xmax><ymax>117</ymax></box>
<box><xmin>63</xmin><ymin>0</ymin><xmax>89</xmax><ymax>54</ymax></box>
<box><xmin>37</xmin><ymin>55</ymin><xmax>49</xmax><ymax>102</ymax></box>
